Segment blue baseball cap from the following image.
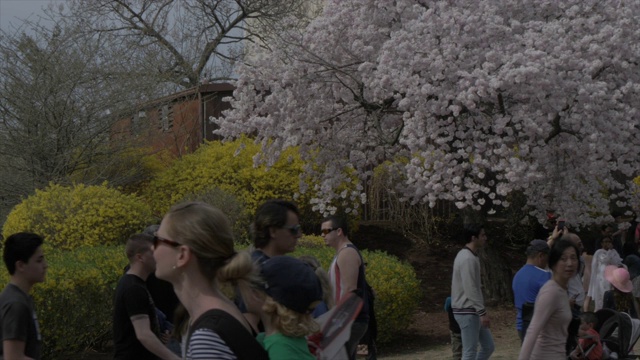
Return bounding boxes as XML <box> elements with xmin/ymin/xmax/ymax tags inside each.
<box><xmin>259</xmin><ymin>256</ymin><xmax>323</xmax><ymax>314</ymax></box>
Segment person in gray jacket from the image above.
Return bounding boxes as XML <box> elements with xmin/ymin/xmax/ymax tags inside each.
<box><xmin>451</xmin><ymin>224</ymin><xmax>494</xmax><ymax>360</ymax></box>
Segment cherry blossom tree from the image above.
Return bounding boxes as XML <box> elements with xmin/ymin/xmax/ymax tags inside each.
<box><xmin>215</xmin><ymin>0</ymin><xmax>640</xmax><ymax>226</ymax></box>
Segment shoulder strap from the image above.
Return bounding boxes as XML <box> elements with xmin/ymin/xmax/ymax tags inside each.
<box><xmin>344</xmin><ymin>244</ymin><xmax>369</xmax><ymax>321</ymax></box>
<box><xmin>188</xmin><ymin>309</ymin><xmax>268</xmax><ymax>360</ymax></box>
<box><xmin>344</xmin><ymin>244</ymin><xmax>363</xmax><ymax>261</ymax></box>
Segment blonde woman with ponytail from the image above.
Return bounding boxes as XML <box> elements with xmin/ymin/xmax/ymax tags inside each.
<box><xmin>153</xmin><ymin>201</ymin><xmax>268</xmax><ymax>360</ymax></box>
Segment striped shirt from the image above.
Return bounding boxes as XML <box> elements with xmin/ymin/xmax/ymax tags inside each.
<box><xmin>186</xmin><ymin>328</ymin><xmax>236</xmax><ymax>360</ymax></box>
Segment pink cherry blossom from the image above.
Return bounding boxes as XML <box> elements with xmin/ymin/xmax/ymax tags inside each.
<box><xmin>214</xmin><ymin>0</ymin><xmax>640</xmax><ymax>225</ymax></box>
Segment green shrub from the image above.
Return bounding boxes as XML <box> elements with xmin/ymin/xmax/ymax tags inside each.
<box><xmin>178</xmin><ymin>187</ymin><xmax>251</xmax><ymax>244</ymax></box>
<box><xmin>294</xmin><ymin>236</ymin><xmax>421</xmax><ymax>344</ymax></box>
<box><xmin>144</xmin><ymin>137</ymin><xmax>313</xmax><ymax>222</ymax></box>
<box><xmin>2</xmin><ymin>183</ymin><xmax>154</xmax><ymax>250</ymax></box>
<box><xmin>143</xmin><ymin>137</ymin><xmax>364</xmax><ymax>238</ymax></box>
<box><xmin>0</xmin><ymin>246</ymin><xmax>127</xmax><ymax>359</ymax></box>
<box><xmin>297</xmin><ymin>234</ymin><xmax>327</xmax><ymax>249</ymax></box>
<box><xmin>6</xmin><ymin>235</ymin><xmax>417</xmax><ymax>358</ymax></box>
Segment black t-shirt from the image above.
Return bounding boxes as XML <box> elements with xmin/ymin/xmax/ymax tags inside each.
<box><xmin>145</xmin><ymin>273</ymin><xmax>179</xmax><ymax>323</ymax></box>
<box><xmin>113</xmin><ymin>274</ymin><xmax>160</xmax><ymax>360</ymax></box>
<box><xmin>0</xmin><ymin>284</ymin><xmax>42</xmax><ymax>359</ymax></box>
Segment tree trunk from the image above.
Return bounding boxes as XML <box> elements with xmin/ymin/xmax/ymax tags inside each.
<box><xmin>479</xmin><ymin>246</ymin><xmax>514</xmax><ymax>306</ymax></box>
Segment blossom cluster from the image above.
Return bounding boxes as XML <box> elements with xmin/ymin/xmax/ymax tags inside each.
<box><xmin>214</xmin><ymin>0</ymin><xmax>640</xmax><ymax>225</ymax></box>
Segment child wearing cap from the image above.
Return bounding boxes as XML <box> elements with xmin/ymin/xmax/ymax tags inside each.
<box><xmin>246</xmin><ymin>256</ymin><xmax>322</xmax><ymax>360</ymax></box>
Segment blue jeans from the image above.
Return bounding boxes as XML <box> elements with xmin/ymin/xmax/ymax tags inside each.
<box><xmin>453</xmin><ymin>314</ymin><xmax>494</xmax><ymax>360</ymax></box>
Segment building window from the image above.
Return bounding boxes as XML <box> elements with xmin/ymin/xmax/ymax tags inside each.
<box><xmin>159</xmin><ymin>104</ymin><xmax>174</xmax><ymax>131</ymax></box>
<box><xmin>132</xmin><ymin>110</ymin><xmax>146</xmax><ymax>135</ymax></box>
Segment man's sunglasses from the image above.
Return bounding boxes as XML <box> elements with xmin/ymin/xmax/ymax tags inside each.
<box><xmin>321</xmin><ymin>228</ymin><xmax>337</xmax><ymax>236</ymax></box>
<box><xmin>284</xmin><ymin>224</ymin><xmax>302</xmax><ymax>236</ymax></box>
<box><xmin>153</xmin><ymin>233</ymin><xmax>182</xmax><ymax>248</ymax></box>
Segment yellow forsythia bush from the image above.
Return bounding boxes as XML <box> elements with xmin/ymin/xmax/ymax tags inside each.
<box><xmin>0</xmin><ymin>246</ymin><xmax>126</xmax><ymax>359</ymax></box>
<box><xmin>295</xmin><ymin>237</ymin><xmax>421</xmax><ymax>344</ymax></box>
<box><xmin>297</xmin><ymin>234</ymin><xmax>327</xmax><ymax>248</ymax></box>
<box><xmin>144</xmin><ymin>137</ymin><xmax>314</xmax><ymax>220</ymax></box>
<box><xmin>2</xmin><ymin>183</ymin><xmax>153</xmax><ymax>249</ymax></box>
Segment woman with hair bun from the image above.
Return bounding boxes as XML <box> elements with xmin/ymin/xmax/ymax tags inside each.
<box><xmin>153</xmin><ymin>201</ymin><xmax>268</xmax><ymax>360</ymax></box>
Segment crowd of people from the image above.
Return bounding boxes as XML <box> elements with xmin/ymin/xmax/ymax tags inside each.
<box><xmin>0</xmin><ymin>199</ymin><xmax>377</xmax><ymax>360</ymax></box>
<box><xmin>449</xmin><ymin>218</ymin><xmax>640</xmax><ymax>360</ymax></box>
<box><xmin>5</xmin><ymin>197</ymin><xmax>640</xmax><ymax>360</ymax></box>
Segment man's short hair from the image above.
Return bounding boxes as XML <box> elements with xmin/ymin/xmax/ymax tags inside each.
<box><xmin>526</xmin><ymin>239</ymin><xmax>550</xmax><ymax>258</ymax></box>
<box><xmin>322</xmin><ymin>215</ymin><xmax>350</xmax><ymax>238</ymax></box>
<box><xmin>252</xmin><ymin>200</ymin><xmax>300</xmax><ymax>248</ymax></box>
<box><xmin>143</xmin><ymin>224</ymin><xmax>159</xmax><ymax>235</ymax></box>
<box><xmin>461</xmin><ymin>224</ymin><xmax>484</xmax><ymax>244</ymax></box>
<box><xmin>3</xmin><ymin>232</ymin><xmax>44</xmax><ymax>275</ymax></box>
<box><xmin>125</xmin><ymin>233</ymin><xmax>154</xmax><ymax>261</ymax></box>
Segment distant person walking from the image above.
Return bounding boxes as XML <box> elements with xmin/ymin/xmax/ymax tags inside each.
<box><xmin>451</xmin><ymin>224</ymin><xmax>494</xmax><ymax>360</ymax></box>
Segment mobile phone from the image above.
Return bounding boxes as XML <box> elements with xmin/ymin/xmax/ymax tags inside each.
<box><xmin>557</xmin><ymin>219</ymin><xmax>565</xmax><ymax>231</ymax></box>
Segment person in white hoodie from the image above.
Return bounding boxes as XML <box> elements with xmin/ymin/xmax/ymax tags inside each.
<box><xmin>587</xmin><ymin>236</ymin><xmax>622</xmax><ymax>311</ymax></box>
<box><xmin>451</xmin><ymin>224</ymin><xmax>494</xmax><ymax>360</ymax></box>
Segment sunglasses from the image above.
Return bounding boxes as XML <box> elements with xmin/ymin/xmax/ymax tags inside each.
<box><xmin>321</xmin><ymin>228</ymin><xmax>337</xmax><ymax>236</ymax></box>
<box><xmin>284</xmin><ymin>224</ymin><xmax>302</xmax><ymax>236</ymax></box>
<box><xmin>153</xmin><ymin>233</ymin><xmax>182</xmax><ymax>248</ymax></box>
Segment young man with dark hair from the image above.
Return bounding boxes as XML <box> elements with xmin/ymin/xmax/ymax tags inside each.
<box><xmin>113</xmin><ymin>233</ymin><xmax>179</xmax><ymax>360</ymax></box>
<box><xmin>251</xmin><ymin>199</ymin><xmax>302</xmax><ymax>264</ymax></box>
<box><xmin>322</xmin><ymin>215</ymin><xmax>369</xmax><ymax>360</ymax></box>
<box><xmin>451</xmin><ymin>224</ymin><xmax>494</xmax><ymax>360</ymax></box>
<box><xmin>241</xmin><ymin>200</ymin><xmax>304</xmax><ymax>332</ymax></box>
<box><xmin>0</xmin><ymin>232</ymin><xmax>48</xmax><ymax>360</ymax></box>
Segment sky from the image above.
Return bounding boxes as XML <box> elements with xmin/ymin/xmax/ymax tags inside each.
<box><xmin>0</xmin><ymin>0</ymin><xmax>64</xmax><ymax>32</ymax></box>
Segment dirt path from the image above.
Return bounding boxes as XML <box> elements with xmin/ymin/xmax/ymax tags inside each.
<box><xmin>378</xmin><ymin>314</ymin><xmax>520</xmax><ymax>359</ymax></box>
<box><xmin>376</xmin><ymin>306</ymin><xmax>640</xmax><ymax>359</ymax></box>
<box><xmin>376</xmin><ymin>306</ymin><xmax>520</xmax><ymax>359</ymax></box>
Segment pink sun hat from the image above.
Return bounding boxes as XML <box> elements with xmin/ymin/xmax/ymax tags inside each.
<box><xmin>605</xmin><ymin>265</ymin><xmax>633</xmax><ymax>293</ymax></box>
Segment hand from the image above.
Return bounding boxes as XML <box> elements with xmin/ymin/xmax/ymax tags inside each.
<box><xmin>480</xmin><ymin>314</ymin><xmax>490</xmax><ymax>328</ymax></box>
<box><xmin>569</xmin><ymin>297</ymin><xmax>576</xmax><ymax>307</ymax></box>
<box><xmin>549</xmin><ymin>225</ymin><xmax>568</xmax><ymax>246</ymax></box>
<box><xmin>160</xmin><ymin>330</ymin><xmax>171</xmax><ymax>344</ymax></box>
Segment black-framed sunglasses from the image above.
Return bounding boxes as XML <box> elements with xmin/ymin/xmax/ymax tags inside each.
<box><xmin>284</xmin><ymin>224</ymin><xmax>302</xmax><ymax>236</ymax></box>
<box><xmin>153</xmin><ymin>233</ymin><xmax>182</xmax><ymax>248</ymax></box>
<box><xmin>321</xmin><ymin>228</ymin><xmax>337</xmax><ymax>236</ymax></box>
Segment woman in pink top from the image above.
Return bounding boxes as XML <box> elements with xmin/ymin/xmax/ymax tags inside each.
<box><xmin>518</xmin><ymin>239</ymin><xmax>579</xmax><ymax>360</ymax></box>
